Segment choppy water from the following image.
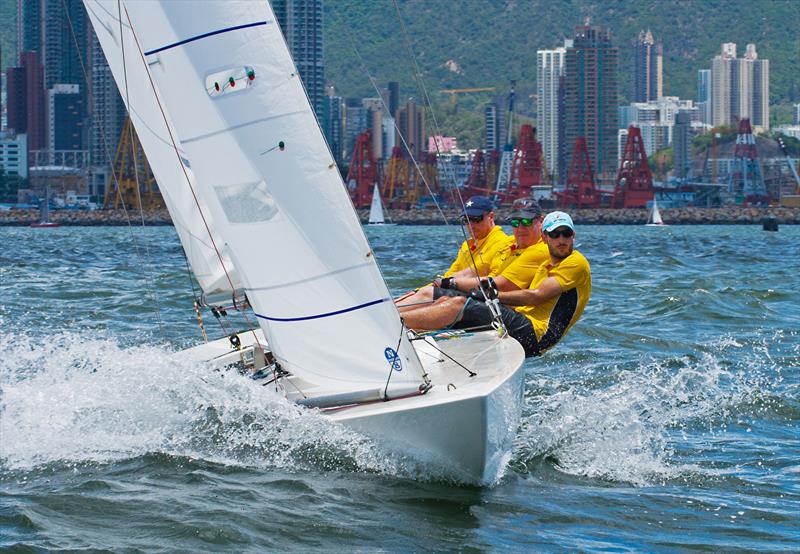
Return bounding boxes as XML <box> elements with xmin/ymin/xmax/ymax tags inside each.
<box><xmin>1</xmin><ymin>224</ymin><xmax>798</xmax><ymax>551</ymax></box>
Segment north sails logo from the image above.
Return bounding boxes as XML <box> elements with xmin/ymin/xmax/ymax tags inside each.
<box><xmin>384</xmin><ymin>347</ymin><xmax>402</xmax><ymax>372</ymax></box>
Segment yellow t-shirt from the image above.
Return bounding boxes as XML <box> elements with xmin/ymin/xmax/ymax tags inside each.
<box><xmin>515</xmin><ymin>250</ymin><xmax>591</xmax><ymax>353</ymax></box>
<box><xmin>494</xmin><ymin>240</ymin><xmax>550</xmax><ymax>289</ymax></box>
<box><xmin>444</xmin><ymin>226</ymin><xmax>513</xmax><ymax>277</ymax></box>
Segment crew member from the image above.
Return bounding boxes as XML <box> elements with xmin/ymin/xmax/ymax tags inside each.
<box><xmin>402</xmin><ymin>211</ymin><xmax>591</xmax><ymax>357</ymax></box>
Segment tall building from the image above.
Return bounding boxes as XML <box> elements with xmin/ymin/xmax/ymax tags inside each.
<box><xmin>631</xmin><ymin>30</ymin><xmax>662</xmax><ymax>102</ymax></box>
<box><xmin>397</xmin><ymin>99</ymin><xmax>425</xmax><ymax>160</ymax></box>
<box><xmin>537</xmin><ymin>40</ymin><xmax>570</xmax><ymax>181</ymax></box>
<box><xmin>563</xmin><ymin>26</ymin><xmax>619</xmax><ymax>176</ymax></box>
<box><xmin>322</xmin><ymin>93</ymin><xmax>344</xmax><ymax>165</ymax></box>
<box><xmin>88</xmin><ymin>31</ymin><xmax>127</xmax><ymax>198</ymax></box>
<box><xmin>388</xmin><ymin>81</ymin><xmax>400</xmax><ymax>118</ymax></box>
<box><xmin>794</xmin><ymin>103</ymin><xmax>800</xmax><ymax>125</ymax></box>
<box><xmin>6</xmin><ymin>52</ymin><xmax>47</xmax><ymax>153</ymax></box>
<box><xmin>697</xmin><ymin>69</ymin><xmax>711</xmax><ymax>125</ymax></box>
<box><xmin>272</xmin><ymin>0</ymin><xmax>325</xmax><ymax>118</ymax></box>
<box><xmin>0</xmin><ymin>132</ymin><xmax>28</xmax><ymax>179</ymax></box>
<box><xmin>673</xmin><ymin>111</ymin><xmax>692</xmax><ymax>180</ymax></box>
<box><xmin>711</xmin><ymin>42</ymin><xmax>769</xmax><ymax>130</ymax></box>
<box><xmin>484</xmin><ymin>102</ymin><xmax>500</xmax><ymax>151</ymax></box>
<box><xmin>48</xmin><ymin>84</ymin><xmax>84</xmax><ymax>151</ymax></box>
<box><xmin>344</xmin><ymin>97</ymin><xmax>367</xmax><ymax>161</ymax></box>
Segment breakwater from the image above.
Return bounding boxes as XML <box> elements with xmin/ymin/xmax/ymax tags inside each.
<box><xmin>2</xmin><ymin>206</ymin><xmax>799</xmax><ymax>226</ymax></box>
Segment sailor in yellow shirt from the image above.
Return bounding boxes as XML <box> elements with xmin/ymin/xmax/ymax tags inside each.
<box><xmin>403</xmin><ymin>211</ymin><xmax>590</xmax><ymax>357</ymax></box>
<box><xmin>397</xmin><ymin>196</ymin><xmax>511</xmax><ymax>309</ymax></box>
<box><xmin>398</xmin><ymin>199</ymin><xmax>544</xmax><ymax>312</ymax></box>
<box><xmin>443</xmin><ymin>196</ymin><xmax>511</xmax><ymax>277</ymax></box>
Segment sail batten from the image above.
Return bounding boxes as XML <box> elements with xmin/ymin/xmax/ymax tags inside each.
<box><xmin>86</xmin><ymin>0</ymin><xmax>427</xmax><ymax>392</ymax></box>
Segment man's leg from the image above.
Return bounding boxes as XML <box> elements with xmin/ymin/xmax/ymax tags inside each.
<box><xmin>401</xmin><ymin>296</ymin><xmax>467</xmax><ymax>330</ymax></box>
<box><xmin>396</xmin><ymin>285</ymin><xmax>435</xmax><ymax>312</ymax></box>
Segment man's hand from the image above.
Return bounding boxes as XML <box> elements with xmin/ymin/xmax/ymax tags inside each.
<box><xmin>440</xmin><ymin>277</ymin><xmax>454</xmax><ymax>290</ymax></box>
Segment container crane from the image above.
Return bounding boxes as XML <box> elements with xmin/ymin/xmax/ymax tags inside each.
<box><xmin>494</xmin><ymin>80</ymin><xmax>516</xmax><ymax>198</ymax></box>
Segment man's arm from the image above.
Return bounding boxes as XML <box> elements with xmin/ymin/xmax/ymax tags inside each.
<box><xmin>497</xmin><ymin>276</ymin><xmax>563</xmax><ymax>306</ymax></box>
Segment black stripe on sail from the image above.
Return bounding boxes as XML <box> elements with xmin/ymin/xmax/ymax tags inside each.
<box><xmin>254</xmin><ymin>298</ymin><xmax>390</xmax><ymax>322</ymax></box>
<box><xmin>144</xmin><ymin>21</ymin><xmax>270</xmax><ymax>56</ymax></box>
<box><xmin>538</xmin><ymin>288</ymin><xmax>578</xmax><ymax>352</ymax></box>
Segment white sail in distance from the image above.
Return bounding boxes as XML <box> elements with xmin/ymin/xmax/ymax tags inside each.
<box><xmin>368</xmin><ymin>184</ymin><xmax>385</xmax><ymax>224</ymax></box>
<box><xmin>85</xmin><ymin>0</ymin><xmax>426</xmax><ymax>393</ymax></box>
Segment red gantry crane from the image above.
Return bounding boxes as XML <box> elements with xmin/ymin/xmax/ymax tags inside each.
<box><xmin>556</xmin><ymin>137</ymin><xmax>600</xmax><ymax>208</ymax></box>
<box><xmin>612</xmin><ymin>126</ymin><xmax>654</xmax><ymax>208</ymax></box>
<box><xmin>346</xmin><ymin>130</ymin><xmax>377</xmax><ymax>209</ymax></box>
<box><xmin>505</xmin><ymin>124</ymin><xmax>544</xmax><ymax>203</ymax></box>
<box><xmin>730</xmin><ymin>118</ymin><xmax>768</xmax><ymax>205</ymax></box>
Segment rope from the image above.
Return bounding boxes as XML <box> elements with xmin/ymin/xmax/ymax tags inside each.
<box><xmin>119</xmin><ymin>3</ymin><xmax>267</xmax><ymax>356</ymax></box>
<box><xmin>62</xmin><ymin>0</ymin><xmax>166</xmax><ymax>342</ymax></box>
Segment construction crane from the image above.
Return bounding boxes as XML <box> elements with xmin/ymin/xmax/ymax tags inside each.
<box><xmin>440</xmin><ymin>87</ymin><xmax>496</xmax><ymax>106</ymax></box>
<box><xmin>103</xmin><ymin>117</ymin><xmax>163</xmax><ymax>210</ymax></box>
<box><xmin>776</xmin><ymin>136</ymin><xmax>800</xmax><ymax>191</ymax></box>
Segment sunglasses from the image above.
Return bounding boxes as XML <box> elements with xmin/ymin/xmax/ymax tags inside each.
<box><xmin>510</xmin><ymin>218</ymin><xmax>536</xmax><ymax>228</ymax></box>
<box><xmin>546</xmin><ymin>228</ymin><xmax>574</xmax><ymax>239</ymax></box>
<box><xmin>460</xmin><ymin>214</ymin><xmax>484</xmax><ymax>224</ymax></box>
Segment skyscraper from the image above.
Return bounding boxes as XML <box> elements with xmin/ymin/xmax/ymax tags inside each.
<box><xmin>397</xmin><ymin>99</ymin><xmax>425</xmax><ymax>160</ymax></box>
<box><xmin>272</xmin><ymin>0</ymin><xmax>325</xmax><ymax>118</ymax></box>
<box><xmin>48</xmin><ymin>83</ymin><xmax>84</xmax><ymax>151</ymax></box>
<box><xmin>537</xmin><ymin>40</ymin><xmax>570</xmax><ymax>182</ymax></box>
<box><xmin>673</xmin><ymin>111</ymin><xmax>692</xmax><ymax>180</ymax></box>
<box><xmin>711</xmin><ymin>43</ymin><xmax>769</xmax><ymax>130</ymax></box>
<box><xmin>631</xmin><ymin>30</ymin><xmax>662</xmax><ymax>102</ymax></box>
<box><xmin>6</xmin><ymin>51</ymin><xmax>46</xmax><ymax>153</ymax></box>
<box><xmin>563</xmin><ymin>26</ymin><xmax>619</xmax><ymax>176</ymax></box>
<box><xmin>697</xmin><ymin>69</ymin><xmax>711</xmax><ymax>125</ymax></box>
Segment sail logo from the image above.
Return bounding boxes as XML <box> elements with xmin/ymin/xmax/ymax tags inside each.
<box><xmin>384</xmin><ymin>347</ymin><xmax>403</xmax><ymax>372</ymax></box>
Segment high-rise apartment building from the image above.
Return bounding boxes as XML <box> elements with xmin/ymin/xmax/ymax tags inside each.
<box><xmin>88</xmin><ymin>31</ymin><xmax>127</xmax><ymax>197</ymax></box>
<box><xmin>48</xmin><ymin>84</ymin><xmax>84</xmax><ymax>151</ymax></box>
<box><xmin>794</xmin><ymin>103</ymin><xmax>800</xmax><ymax>125</ymax></box>
<box><xmin>673</xmin><ymin>111</ymin><xmax>692</xmax><ymax>180</ymax></box>
<box><xmin>272</xmin><ymin>0</ymin><xmax>325</xmax><ymax>118</ymax></box>
<box><xmin>631</xmin><ymin>30</ymin><xmax>662</xmax><ymax>102</ymax></box>
<box><xmin>537</xmin><ymin>40</ymin><xmax>571</xmax><ymax>182</ymax></box>
<box><xmin>6</xmin><ymin>52</ymin><xmax>47</xmax><ymax>153</ymax></box>
<box><xmin>563</xmin><ymin>26</ymin><xmax>619</xmax><ymax>176</ymax></box>
<box><xmin>711</xmin><ymin>43</ymin><xmax>769</xmax><ymax>130</ymax></box>
<box><xmin>322</xmin><ymin>93</ymin><xmax>344</xmax><ymax>165</ymax></box>
<box><xmin>697</xmin><ymin>69</ymin><xmax>711</xmax><ymax>125</ymax></box>
<box><xmin>397</xmin><ymin>99</ymin><xmax>425</xmax><ymax>160</ymax></box>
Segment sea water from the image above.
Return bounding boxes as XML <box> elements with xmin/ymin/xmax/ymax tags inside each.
<box><xmin>1</xmin><ymin>224</ymin><xmax>798</xmax><ymax>551</ymax></box>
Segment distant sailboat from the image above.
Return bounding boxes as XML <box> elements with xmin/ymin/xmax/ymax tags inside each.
<box><xmin>30</xmin><ymin>186</ymin><xmax>60</xmax><ymax>228</ymax></box>
<box><xmin>367</xmin><ymin>184</ymin><xmax>389</xmax><ymax>225</ymax></box>
<box><xmin>645</xmin><ymin>197</ymin><xmax>667</xmax><ymax>226</ymax></box>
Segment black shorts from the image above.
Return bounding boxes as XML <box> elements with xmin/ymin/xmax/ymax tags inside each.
<box><xmin>452</xmin><ymin>298</ymin><xmax>541</xmax><ymax>357</ymax></box>
<box><xmin>432</xmin><ymin>286</ymin><xmax>468</xmax><ymax>300</ymax></box>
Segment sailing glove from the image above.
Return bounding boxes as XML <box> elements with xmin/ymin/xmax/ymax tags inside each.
<box><xmin>440</xmin><ymin>277</ymin><xmax>454</xmax><ymax>289</ymax></box>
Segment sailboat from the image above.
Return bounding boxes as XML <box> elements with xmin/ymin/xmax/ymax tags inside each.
<box><xmin>30</xmin><ymin>186</ymin><xmax>60</xmax><ymax>228</ymax></box>
<box><xmin>85</xmin><ymin>0</ymin><xmax>525</xmax><ymax>484</ymax></box>
<box><xmin>645</xmin><ymin>196</ymin><xmax>667</xmax><ymax>226</ymax></box>
<box><xmin>367</xmin><ymin>184</ymin><xmax>390</xmax><ymax>225</ymax></box>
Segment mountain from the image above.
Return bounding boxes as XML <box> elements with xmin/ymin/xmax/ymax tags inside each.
<box><xmin>324</xmin><ymin>0</ymin><xmax>799</xmax><ymax>119</ymax></box>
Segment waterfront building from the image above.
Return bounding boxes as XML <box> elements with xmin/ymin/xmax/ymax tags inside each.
<box><xmin>0</xmin><ymin>132</ymin><xmax>28</xmax><ymax>179</ymax></box>
<box><xmin>537</xmin><ymin>40</ymin><xmax>570</xmax><ymax>183</ymax></box>
<box><xmin>397</xmin><ymin>99</ymin><xmax>426</xmax><ymax>160</ymax></box>
<box><xmin>673</xmin><ymin>111</ymin><xmax>692</xmax><ymax>180</ymax></box>
<box><xmin>322</xmin><ymin>93</ymin><xmax>344</xmax><ymax>165</ymax></box>
<box><xmin>563</xmin><ymin>26</ymin><xmax>618</xmax><ymax>176</ymax></box>
<box><xmin>88</xmin><ymin>30</ymin><xmax>127</xmax><ymax>200</ymax></box>
<box><xmin>6</xmin><ymin>52</ymin><xmax>47</xmax><ymax>154</ymax></box>
<box><xmin>272</xmin><ymin>0</ymin><xmax>325</xmax><ymax>118</ymax></box>
<box><xmin>48</xmin><ymin>84</ymin><xmax>85</xmax><ymax>151</ymax></box>
<box><xmin>697</xmin><ymin>69</ymin><xmax>712</xmax><ymax>125</ymax></box>
<box><xmin>631</xmin><ymin>30</ymin><xmax>662</xmax><ymax>103</ymax></box>
<box><xmin>711</xmin><ymin>43</ymin><xmax>769</xmax><ymax>130</ymax></box>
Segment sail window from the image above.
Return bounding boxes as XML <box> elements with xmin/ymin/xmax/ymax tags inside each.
<box><xmin>215</xmin><ymin>180</ymin><xmax>278</xmax><ymax>223</ymax></box>
<box><xmin>206</xmin><ymin>66</ymin><xmax>256</xmax><ymax>97</ymax></box>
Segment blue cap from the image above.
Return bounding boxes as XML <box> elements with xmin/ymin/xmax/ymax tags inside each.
<box><xmin>542</xmin><ymin>211</ymin><xmax>575</xmax><ymax>233</ymax></box>
<box><xmin>462</xmin><ymin>196</ymin><xmax>494</xmax><ymax>217</ymax></box>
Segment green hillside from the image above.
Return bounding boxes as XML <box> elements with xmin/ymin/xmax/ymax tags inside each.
<box><xmin>325</xmin><ymin>0</ymin><xmax>799</xmax><ymax>143</ymax></box>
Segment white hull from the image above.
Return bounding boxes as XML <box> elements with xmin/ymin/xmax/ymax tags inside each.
<box><xmin>182</xmin><ymin>328</ymin><xmax>526</xmax><ymax>485</ymax></box>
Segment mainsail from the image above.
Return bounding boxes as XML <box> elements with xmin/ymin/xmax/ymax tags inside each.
<box><xmin>85</xmin><ymin>0</ymin><xmax>426</xmax><ymax>393</ymax></box>
<box><xmin>368</xmin><ymin>184</ymin><xmax>385</xmax><ymax>224</ymax></box>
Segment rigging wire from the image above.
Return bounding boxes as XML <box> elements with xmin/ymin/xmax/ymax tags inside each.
<box><xmin>388</xmin><ymin>0</ymin><xmax>505</xmax><ymax>329</ymax></box>
<box><xmin>118</xmin><ymin>2</ymin><xmax>268</xmax><ymax>356</ymax></box>
<box><xmin>62</xmin><ymin>0</ymin><xmax>166</xmax><ymax>341</ymax></box>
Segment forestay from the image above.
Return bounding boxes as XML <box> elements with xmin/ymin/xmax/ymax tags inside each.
<box><xmin>85</xmin><ymin>0</ymin><xmax>427</xmax><ymax>394</ymax></box>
